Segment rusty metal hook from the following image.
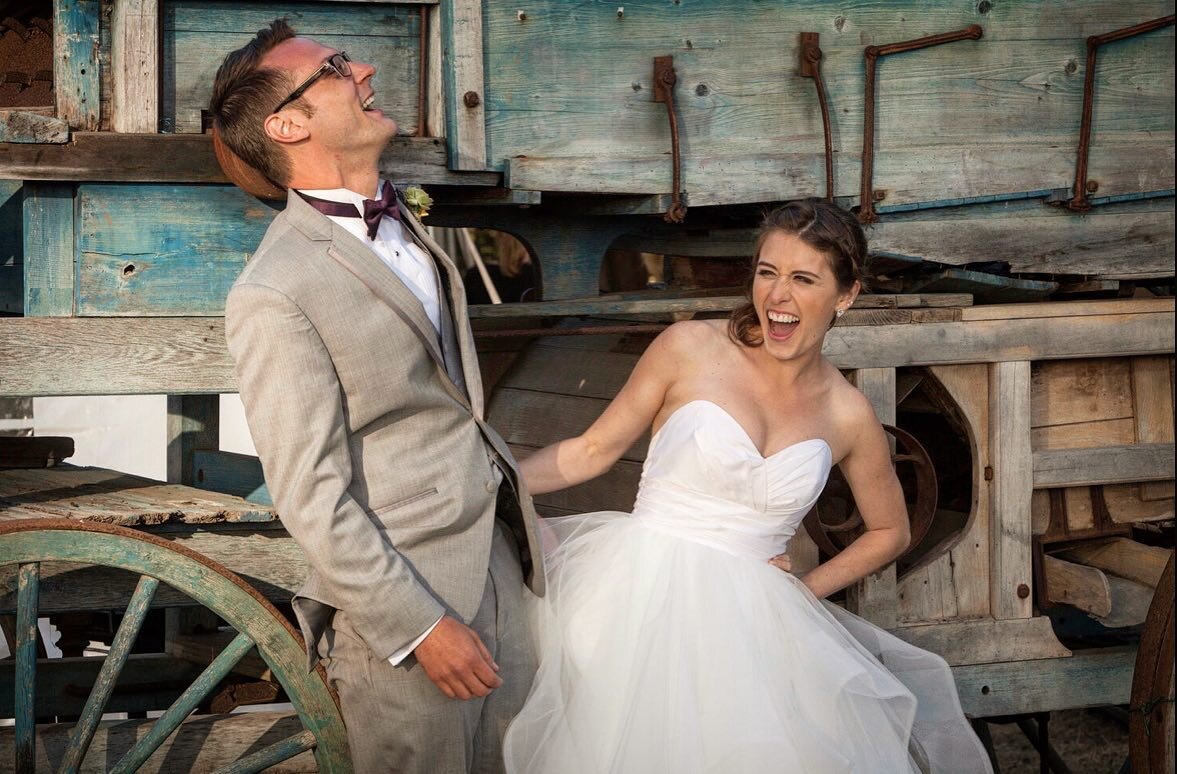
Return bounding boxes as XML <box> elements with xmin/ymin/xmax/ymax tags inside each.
<box><xmin>858</xmin><ymin>24</ymin><xmax>984</xmax><ymax>224</ymax></box>
<box><xmin>799</xmin><ymin>33</ymin><xmax>834</xmax><ymax>202</ymax></box>
<box><xmin>653</xmin><ymin>55</ymin><xmax>687</xmax><ymax>223</ymax></box>
<box><xmin>1065</xmin><ymin>14</ymin><xmax>1175</xmax><ymax>213</ymax></box>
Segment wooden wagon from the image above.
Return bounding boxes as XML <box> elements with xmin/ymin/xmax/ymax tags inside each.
<box><xmin>0</xmin><ymin>0</ymin><xmax>1173</xmax><ymax>770</ymax></box>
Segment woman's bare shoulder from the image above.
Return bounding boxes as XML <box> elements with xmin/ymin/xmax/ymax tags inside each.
<box><xmin>650</xmin><ymin>319</ymin><xmax>730</xmax><ymax>356</ymax></box>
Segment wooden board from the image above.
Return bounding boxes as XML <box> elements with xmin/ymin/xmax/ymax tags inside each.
<box><xmin>53</xmin><ymin>0</ymin><xmax>101</xmax><ymax>131</ymax></box>
<box><xmin>22</xmin><ymin>182</ymin><xmax>75</xmax><ymax>317</ymax></box>
<box><xmin>1032</xmin><ymin>443</ymin><xmax>1174</xmax><ymax>488</ymax></box>
<box><xmin>162</xmin><ymin>1</ymin><xmax>422</xmax><ymax>134</ymax></box>
<box><xmin>111</xmin><ymin>0</ymin><xmax>159</xmax><ymax>133</ymax></box>
<box><xmin>894</xmin><ymin>616</ymin><xmax>1069</xmax><ymax>667</ymax></box>
<box><xmin>989</xmin><ymin>361</ymin><xmax>1034</xmax><ymax>619</ymax></box>
<box><xmin>1044</xmin><ymin>554</ymin><xmax>1112</xmax><ymax>617</ymax></box>
<box><xmin>0</xmin><ymin>654</ymin><xmax>203</xmax><ymax>716</ymax></box>
<box><xmin>0</xmin><ymin>180</ymin><xmax>21</xmax><ymax>314</ymax></box>
<box><xmin>1058</xmin><ymin>538</ymin><xmax>1171</xmax><ymax>588</ymax></box>
<box><xmin>1132</xmin><ymin>355</ymin><xmax>1176</xmax><ymax>500</ymax></box>
<box><xmin>490</xmin><ymin>388</ymin><xmax>649</xmax><ymax>462</ymax></box>
<box><xmin>440</xmin><ymin>0</ymin><xmax>487</xmax><ymax>169</ymax></box>
<box><xmin>1031</xmin><ymin>358</ymin><xmax>1134</xmax><ymax>431</ymax></box>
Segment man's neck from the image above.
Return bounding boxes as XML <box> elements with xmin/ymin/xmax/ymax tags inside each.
<box><xmin>286</xmin><ymin>151</ymin><xmax>382</xmax><ymax>198</ymax></box>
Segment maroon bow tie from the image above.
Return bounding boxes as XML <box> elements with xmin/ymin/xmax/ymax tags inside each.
<box><xmin>298</xmin><ymin>184</ymin><xmax>400</xmax><ymax>240</ymax></box>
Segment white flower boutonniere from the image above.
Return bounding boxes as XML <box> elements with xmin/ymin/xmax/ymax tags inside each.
<box><xmin>403</xmin><ymin>186</ymin><xmax>433</xmax><ymax>219</ymax></box>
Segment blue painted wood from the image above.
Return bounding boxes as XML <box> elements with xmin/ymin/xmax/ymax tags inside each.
<box><xmin>22</xmin><ymin>183</ymin><xmax>75</xmax><ymax>317</ymax></box>
<box><xmin>14</xmin><ymin>562</ymin><xmax>39</xmax><ymax>774</ymax></box>
<box><xmin>194</xmin><ymin>450</ymin><xmax>272</xmax><ymax>506</ymax></box>
<box><xmin>213</xmin><ymin>730</ymin><xmax>318</xmax><ymax>774</ymax></box>
<box><xmin>52</xmin><ymin>0</ymin><xmax>101</xmax><ymax>131</ymax></box>
<box><xmin>110</xmin><ymin>631</ymin><xmax>256</xmax><ymax>773</ymax></box>
<box><xmin>60</xmin><ymin>575</ymin><xmax>160</xmax><ymax>774</ymax></box>
<box><xmin>905</xmin><ymin>267</ymin><xmax>1058</xmax><ymax>304</ymax></box>
<box><xmin>76</xmin><ymin>184</ymin><xmax>276</xmax><ymax>316</ymax></box>
<box><xmin>0</xmin><ymin>181</ymin><xmax>21</xmax><ymax>314</ymax></box>
<box><xmin>162</xmin><ymin>2</ymin><xmax>421</xmax><ymax>133</ymax></box>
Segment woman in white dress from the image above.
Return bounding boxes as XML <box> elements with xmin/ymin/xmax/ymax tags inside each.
<box><xmin>503</xmin><ymin>200</ymin><xmax>993</xmax><ymax>773</ymax></box>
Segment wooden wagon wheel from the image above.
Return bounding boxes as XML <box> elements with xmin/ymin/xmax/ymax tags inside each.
<box><xmin>0</xmin><ymin>518</ymin><xmax>352</xmax><ymax>773</ymax></box>
<box><xmin>1129</xmin><ymin>551</ymin><xmax>1175</xmax><ymax>774</ymax></box>
<box><xmin>802</xmin><ymin>424</ymin><xmax>937</xmax><ymax>560</ymax></box>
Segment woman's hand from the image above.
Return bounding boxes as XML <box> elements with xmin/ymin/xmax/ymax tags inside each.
<box><xmin>767</xmin><ymin>553</ymin><xmax>792</xmax><ymax>573</ymax></box>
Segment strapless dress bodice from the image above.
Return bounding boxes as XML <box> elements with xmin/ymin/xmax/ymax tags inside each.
<box><xmin>631</xmin><ymin>400</ymin><xmax>832</xmax><ymax>561</ymax></box>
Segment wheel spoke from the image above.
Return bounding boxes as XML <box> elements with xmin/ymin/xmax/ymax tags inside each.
<box><xmin>110</xmin><ymin>630</ymin><xmax>255</xmax><ymax>774</ymax></box>
<box><xmin>211</xmin><ymin>730</ymin><xmax>318</xmax><ymax>774</ymax></box>
<box><xmin>15</xmin><ymin>562</ymin><xmax>40</xmax><ymax>774</ymax></box>
<box><xmin>59</xmin><ymin>575</ymin><xmax>160</xmax><ymax>774</ymax></box>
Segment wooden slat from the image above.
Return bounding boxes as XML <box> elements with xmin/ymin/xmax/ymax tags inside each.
<box><xmin>0</xmin><ymin>133</ymin><xmax>498</xmax><ymax>186</ymax></box>
<box><xmin>441</xmin><ymin>0</ymin><xmax>487</xmax><ymax>169</ymax></box>
<box><xmin>21</xmin><ymin>182</ymin><xmax>74</xmax><ymax>317</ymax></box>
<box><xmin>166</xmin><ymin>628</ymin><xmax>274</xmax><ymax>681</ymax></box>
<box><xmin>167</xmin><ymin>395</ymin><xmax>219</xmax><ymax>486</ymax></box>
<box><xmin>1030</xmin><ymin>418</ymin><xmax>1136</xmax><ymax>451</ymax></box>
<box><xmin>490</xmin><ymin>388</ymin><xmax>647</xmax><ymax>461</ymax></box>
<box><xmin>0</xmin><ymin>111</ymin><xmax>69</xmax><ymax>143</ymax></box>
<box><xmin>0</xmin><ymin>711</ymin><xmax>317</xmax><ymax>773</ymax></box>
<box><xmin>1044</xmin><ymin>554</ymin><xmax>1112</xmax><ymax>617</ymax></box>
<box><xmin>1032</xmin><ymin>443</ymin><xmax>1175</xmax><ymax>488</ymax></box>
<box><xmin>1031</xmin><ymin>359</ymin><xmax>1133</xmax><ymax>430</ymax></box>
<box><xmin>1058</xmin><ymin>538</ymin><xmax>1171</xmax><ymax>588</ymax></box>
<box><xmin>960</xmin><ymin>298</ymin><xmax>1175</xmax><ymax>321</ymax></box>
<box><xmin>470</xmin><ymin>294</ymin><xmax>970</xmax><ymax>319</ymax></box>
<box><xmin>2</xmin><ymin>307</ymin><xmax>1171</xmax><ymax>398</ymax></box>
<box><xmin>893</xmin><ymin>616</ymin><xmax>1069</xmax><ymax>667</ymax></box>
<box><xmin>1105</xmin><ymin>482</ymin><xmax>1175</xmax><ymax>524</ymax></box>
<box><xmin>111</xmin><ymin>0</ymin><xmax>159</xmax><ymax>133</ymax></box>
<box><xmin>0</xmin><ymin>654</ymin><xmax>203</xmax><ymax>716</ymax></box>
<box><xmin>53</xmin><ymin>0</ymin><xmax>101</xmax><ymax>131</ymax></box>
<box><xmin>1132</xmin><ymin>355</ymin><xmax>1176</xmax><ymax>499</ymax></box>
<box><xmin>511</xmin><ymin>446</ymin><xmax>642</xmax><ymax>515</ymax></box>
<box><xmin>953</xmin><ymin>647</ymin><xmax>1136</xmax><ymax>717</ymax></box>
<box><xmin>989</xmin><ymin>361</ymin><xmax>1033</xmax><ymax>619</ymax></box>
<box><xmin>844</xmin><ymin>368</ymin><xmax>897</xmax><ymax>628</ymax></box>
<box><xmin>193</xmin><ymin>450</ymin><xmax>271</xmax><ymax>505</ymax></box>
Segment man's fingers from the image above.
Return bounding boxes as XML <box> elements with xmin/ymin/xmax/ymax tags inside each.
<box><xmin>474</xmin><ymin>632</ymin><xmax>499</xmax><ymax>671</ymax></box>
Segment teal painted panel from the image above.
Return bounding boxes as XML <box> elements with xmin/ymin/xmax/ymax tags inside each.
<box><xmin>482</xmin><ymin>0</ymin><xmax>1174</xmax><ymax>204</ymax></box>
<box><xmin>52</xmin><ymin>0</ymin><xmax>101</xmax><ymax>130</ymax></box>
<box><xmin>162</xmin><ymin>1</ymin><xmax>422</xmax><ymax>133</ymax></box>
<box><xmin>76</xmin><ymin>184</ymin><xmax>277</xmax><ymax>316</ymax></box>
<box><xmin>0</xmin><ymin>182</ymin><xmax>21</xmax><ymax>314</ymax></box>
<box><xmin>23</xmin><ymin>183</ymin><xmax>75</xmax><ymax>317</ymax></box>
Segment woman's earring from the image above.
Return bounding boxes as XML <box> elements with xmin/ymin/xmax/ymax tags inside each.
<box><xmin>835</xmin><ymin>308</ymin><xmax>845</xmax><ymax>318</ymax></box>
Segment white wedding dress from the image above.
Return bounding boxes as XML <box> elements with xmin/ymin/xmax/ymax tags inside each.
<box><xmin>503</xmin><ymin>400</ymin><xmax>993</xmax><ymax>773</ymax></box>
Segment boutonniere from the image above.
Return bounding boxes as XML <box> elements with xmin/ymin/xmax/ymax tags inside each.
<box><xmin>403</xmin><ymin>185</ymin><xmax>433</xmax><ymax>219</ymax></box>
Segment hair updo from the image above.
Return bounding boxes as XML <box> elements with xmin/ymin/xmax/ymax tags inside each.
<box><xmin>727</xmin><ymin>199</ymin><xmax>867</xmax><ymax>347</ymax></box>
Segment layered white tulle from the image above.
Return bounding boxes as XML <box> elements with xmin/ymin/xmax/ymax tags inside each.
<box><xmin>504</xmin><ymin>401</ymin><xmax>992</xmax><ymax>773</ymax></box>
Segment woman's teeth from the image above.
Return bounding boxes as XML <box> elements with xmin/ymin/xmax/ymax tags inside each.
<box><xmin>767</xmin><ymin>311</ymin><xmax>799</xmax><ymax>324</ymax></box>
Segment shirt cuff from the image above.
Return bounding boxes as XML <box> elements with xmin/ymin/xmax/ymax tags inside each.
<box><xmin>387</xmin><ymin>614</ymin><xmax>444</xmax><ymax>666</ymax></box>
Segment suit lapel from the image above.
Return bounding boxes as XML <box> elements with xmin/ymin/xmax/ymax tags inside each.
<box><xmin>398</xmin><ymin>205</ymin><xmax>486</xmax><ymax>419</ymax></box>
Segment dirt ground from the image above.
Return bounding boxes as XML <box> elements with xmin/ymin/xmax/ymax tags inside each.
<box><xmin>987</xmin><ymin>708</ymin><xmax>1129</xmax><ymax>773</ymax></box>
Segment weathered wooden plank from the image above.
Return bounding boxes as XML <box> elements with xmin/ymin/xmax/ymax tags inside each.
<box><xmin>162</xmin><ymin>1</ymin><xmax>421</xmax><ymax>134</ymax></box>
<box><xmin>167</xmin><ymin>628</ymin><xmax>274</xmax><ymax>681</ymax></box>
<box><xmin>845</xmin><ymin>368</ymin><xmax>897</xmax><ymax>628</ymax></box>
<box><xmin>893</xmin><ymin>617</ymin><xmax>1069</xmax><ymax>667</ymax></box>
<box><xmin>490</xmin><ymin>388</ymin><xmax>648</xmax><ymax>462</ymax></box>
<box><xmin>167</xmin><ymin>395</ymin><xmax>219</xmax><ymax>486</ymax></box>
<box><xmin>0</xmin><ymin>711</ymin><xmax>317</xmax><ymax>773</ymax></box>
<box><xmin>0</xmin><ymin>133</ymin><xmax>498</xmax><ymax>186</ymax></box>
<box><xmin>0</xmin><ymin>111</ymin><xmax>69</xmax><ymax>143</ymax></box>
<box><xmin>0</xmin><ymin>180</ymin><xmax>22</xmax><ymax>314</ymax></box>
<box><xmin>1105</xmin><ymin>482</ymin><xmax>1174</xmax><ymax>524</ymax></box>
<box><xmin>989</xmin><ymin>361</ymin><xmax>1033</xmax><ymax>619</ymax></box>
<box><xmin>0</xmin><ymin>654</ymin><xmax>203</xmax><ymax>716</ymax></box>
<box><xmin>193</xmin><ymin>449</ymin><xmax>271</xmax><ymax>505</ymax></box>
<box><xmin>498</xmin><ymin>342</ymin><xmax>639</xmax><ymax>400</ymax></box>
<box><xmin>1030</xmin><ymin>418</ymin><xmax>1136</xmax><ymax>451</ymax></box>
<box><xmin>111</xmin><ymin>0</ymin><xmax>160</xmax><ymax>133</ymax></box>
<box><xmin>897</xmin><ymin>363</ymin><xmax>991</xmax><ymax>623</ymax></box>
<box><xmin>21</xmin><ymin>182</ymin><xmax>74</xmax><ymax>317</ymax></box>
<box><xmin>1031</xmin><ymin>358</ymin><xmax>1133</xmax><ymax>430</ymax></box>
<box><xmin>1132</xmin><ymin>356</ymin><xmax>1176</xmax><ymax>497</ymax></box>
<box><xmin>953</xmin><ymin>647</ymin><xmax>1136</xmax><ymax>717</ymax></box>
<box><xmin>1045</xmin><ymin>554</ymin><xmax>1113</xmax><ymax>617</ymax></box>
<box><xmin>53</xmin><ymin>0</ymin><xmax>101</xmax><ymax>131</ymax></box>
<box><xmin>440</xmin><ymin>0</ymin><xmax>486</xmax><ymax>169</ymax></box>
<box><xmin>960</xmin><ymin>298</ymin><xmax>1175</xmax><ymax>321</ymax></box>
<box><xmin>1033</xmin><ymin>443</ymin><xmax>1176</xmax><ymax>488</ymax></box>
<box><xmin>1058</xmin><ymin>538</ymin><xmax>1172</xmax><ymax>589</ymax></box>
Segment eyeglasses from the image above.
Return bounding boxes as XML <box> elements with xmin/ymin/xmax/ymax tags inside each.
<box><xmin>272</xmin><ymin>52</ymin><xmax>352</xmax><ymax>113</ymax></box>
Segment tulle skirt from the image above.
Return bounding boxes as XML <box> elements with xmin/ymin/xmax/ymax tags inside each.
<box><xmin>503</xmin><ymin>512</ymin><xmax>993</xmax><ymax>774</ymax></box>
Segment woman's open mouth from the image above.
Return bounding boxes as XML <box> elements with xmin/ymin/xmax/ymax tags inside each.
<box><xmin>765</xmin><ymin>310</ymin><xmax>799</xmax><ymax>340</ymax></box>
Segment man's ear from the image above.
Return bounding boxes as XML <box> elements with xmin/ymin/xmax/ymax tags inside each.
<box><xmin>263</xmin><ymin>111</ymin><xmax>309</xmax><ymax>145</ymax></box>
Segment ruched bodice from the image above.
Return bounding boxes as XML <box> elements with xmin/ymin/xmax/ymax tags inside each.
<box><xmin>632</xmin><ymin>400</ymin><xmax>832</xmax><ymax>561</ymax></box>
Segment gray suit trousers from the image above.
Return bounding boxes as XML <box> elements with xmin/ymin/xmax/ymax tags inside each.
<box><xmin>318</xmin><ymin>520</ymin><xmax>537</xmax><ymax>773</ymax></box>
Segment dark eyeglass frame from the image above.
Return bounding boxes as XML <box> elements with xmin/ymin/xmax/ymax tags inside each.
<box><xmin>272</xmin><ymin>52</ymin><xmax>352</xmax><ymax>113</ymax></box>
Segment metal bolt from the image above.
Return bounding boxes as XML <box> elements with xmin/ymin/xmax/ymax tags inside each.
<box><xmin>517</xmin><ymin>10</ymin><xmax>526</xmax><ymax>21</ymax></box>
<box><xmin>1086</xmin><ymin>179</ymin><xmax>1099</xmax><ymax>193</ymax></box>
<box><xmin>617</xmin><ymin>6</ymin><xmax>624</xmax><ymax>17</ymax></box>
<box><xmin>872</xmin><ymin>189</ymin><xmax>887</xmax><ymax>202</ymax></box>
<box><xmin>463</xmin><ymin>91</ymin><xmax>481</xmax><ymax>108</ymax></box>
<box><xmin>984</xmin><ymin>465</ymin><xmax>994</xmax><ymax>481</ymax></box>
<box><xmin>1017</xmin><ymin>583</ymin><xmax>1030</xmax><ymax>599</ymax></box>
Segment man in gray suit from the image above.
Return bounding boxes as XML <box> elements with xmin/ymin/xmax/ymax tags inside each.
<box><xmin>209</xmin><ymin>20</ymin><xmax>545</xmax><ymax>772</ymax></box>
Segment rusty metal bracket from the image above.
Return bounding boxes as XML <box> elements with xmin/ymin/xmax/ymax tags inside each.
<box><xmin>798</xmin><ymin>32</ymin><xmax>834</xmax><ymax>201</ymax></box>
<box><xmin>1064</xmin><ymin>14</ymin><xmax>1175</xmax><ymax>213</ymax></box>
<box><xmin>858</xmin><ymin>24</ymin><xmax>983</xmax><ymax>224</ymax></box>
<box><xmin>653</xmin><ymin>55</ymin><xmax>687</xmax><ymax>223</ymax></box>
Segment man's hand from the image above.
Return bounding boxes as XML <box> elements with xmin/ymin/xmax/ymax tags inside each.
<box><xmin>768</xmin><ymin>553</ymin><xmax>792</xmax><ymax>573</ymax></box>
<box><xmin>414</xmin><ymin>615</ymin><xmax>501</xmax><ymax>700</ymax></box>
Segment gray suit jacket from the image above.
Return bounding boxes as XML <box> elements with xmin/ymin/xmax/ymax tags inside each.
<box><xmin>225</xmin><ymin>190</ymin><xmax>545</xmax><ymax>668</ymax></box>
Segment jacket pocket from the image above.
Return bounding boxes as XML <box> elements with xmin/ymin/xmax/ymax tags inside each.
<box><xmin>370</xmin><ymin>487</ymin><xmax>439</xmax><ymax>518</ymax></box>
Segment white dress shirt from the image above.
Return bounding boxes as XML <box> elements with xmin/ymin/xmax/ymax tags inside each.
<box><xmin>297</xmin><ymin>180</ymin><xmax>444</xmax><ymax>664</ymax></box>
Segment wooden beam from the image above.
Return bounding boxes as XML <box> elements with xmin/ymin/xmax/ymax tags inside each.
<box><xmin>1044</xmin><ymin>554</ymin><xmax>1112</xmax><ymax>617</ymax></box>
<box><xmin>167</xmin><ymin>395</ymin><xmax>219</xmax><ymax>486</ymax></box>
<box><xmin>894</xmin><ymin>617</ymin><xmax>1070</xmax><ymax>667</ymax></box>
<box><xmin>0</xmin><ymin>134</ymin><xmax>499</xmax><ymax>186</ymax></box>
<box><xmin>1032</xmin><ymin>443</ymin><xmax>1175</xmax><ymax>488</ymax></box>
<box><xmin>990</xmin><ymin>361</ymin><xmax>1034</xmax><ymax>619</ymax></box>
<box><xmin>111</xmin><ymin>0</ymin><xmax>159</xmax><ymax>133</ymax></box>
<box><xmin>0</xmin><ymin>111</ymin><xmax>69</xmax><ymax>144</ymax></box>
<box><xmin>52</xmin><ymin>0</ymin><xmax>101</xmax><ymax>131</ymax></box>
<box><xmin>21</xmin><ymin>183</ymin><xmax>74</xmax><ymax>317</ymax></box>
<box><xmin>440</xmin><ymin>0</ymin><xmax>487</xmax><ymax>170</ymax></box>
<box><xmin>1132</xmin><ymin>355</ymin><xmax>1176</xmax><ymax>500</ymax></box>
<box><xmin>953</xmin><ymin>647</ymin><xmax>1135</xmax><ymax>717</ymax></box>
<box><xmin>1058</xmin><ymin>538</ymin><xmax>1172</xmax><ymax>588</ymax></box>
<box><xmin>0</xmin><ymin>654</ymin><xmax>203</xmax><ymax>716</ymax></box>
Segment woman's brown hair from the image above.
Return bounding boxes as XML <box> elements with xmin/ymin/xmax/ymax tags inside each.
<box><xmin>728</xmin><ymin>199</ymin><xmax>867</xmax><ymax>347</ymax></box>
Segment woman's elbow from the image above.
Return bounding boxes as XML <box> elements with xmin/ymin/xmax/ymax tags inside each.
<box><xmin>890</xmin><ymin>520</ymin><xmax>912</xmax><ymax>558</ymax></box>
